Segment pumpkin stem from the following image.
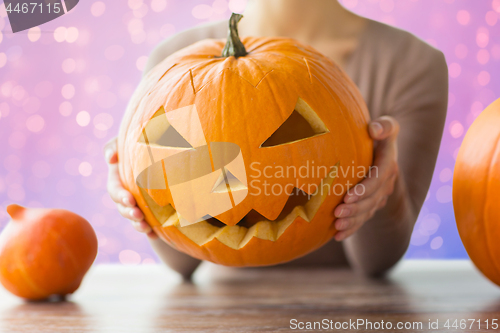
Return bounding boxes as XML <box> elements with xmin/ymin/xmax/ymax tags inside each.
<box><xmin>7</xmin><ymin>204</ymin><xmax>25</xmax><ymax>220</ymax></box>
<box><xmin>222</xmin><ymin>13</ymin><xmax>247</xmax><ymax>58</ymax></box>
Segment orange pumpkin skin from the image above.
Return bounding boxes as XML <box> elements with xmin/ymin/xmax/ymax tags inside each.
<box><xmin>118</xmin><ymin>34</ymin><xmax>373</xmax><ymax>267</ymax></box>
<box><xmin>453</xmin><ymin>98</ymin><xmax>500</xmax><ymax>286</ymax></box>
<box><xmin>0</xmin><ymin>205</ymin><xmax>98</xmax><ymax>300</ymax></box>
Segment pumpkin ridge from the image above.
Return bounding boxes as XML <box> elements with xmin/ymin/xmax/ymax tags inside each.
<box><xmin>50</xmin><ymin>229</ymin><xmax>85</xmax><ymax>277</ymax></box>
<box><xmin>483</xmin><ymin>132</ymin><xmax>500</xmax><ymax>276</ymax></box>
<box><xmin>155</xmin><ymin>63</ymin><xmax>178</xmax><ymax>86</ymax></box>
<box><xmin>303</xmin><ymin>58</ymin><xmax>313</xmax><ymax>84</ymax></box>
<box><xmin>14</xmin><ymin>253</ymin><xmax>49</xmax><ymax>298</ymax></box>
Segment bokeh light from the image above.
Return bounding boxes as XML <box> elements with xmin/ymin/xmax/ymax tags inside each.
<box><xmin>119</xmin><ymin>249</ymin><xmax>142</xmax><ymax>265</ymax></box>
<box><xmin>26</xmin><ymin>115</ymin><xmax>45</xmax><ymax>133</ymax></box>
<box><xmin>136</xmin><ymin>55</ymin><xmax>148</xmax><ymax>71</ymax></box>
<box><xmin>477</xmin><ymin>49</ymin><xmax>490</xmax><ymax>64</ymax></box>
<box><xmin>76</xmin><ymin>111</ymin><xmax>91</xmax><ymax>127</ymax></box>
<box><xmin>430</xmin><ymin>236</ymin><xmax>444</xmax><ymax>250</ymax></box>
<box><xmin>27</xmin><ymin>27</ymin><xmax>41</xmax><ymax>42</ymax></box>
<box><xmin>449</xmin><ymin>120</ymin><xmax>464</xmax><ymax>138</ymax></box>
<box><xmin>54</xmin><ymin>27</ymin><xmax>67</xmax><ymax>42</ymax></box>
<box><xmin>62</xmin><ymin>58</ymin><xmax>77</xmax><ymax>74</ymax></box>
<box><xmin>192</xmin><ymin>4</ymin><xmax>213</xmax><ymax>19</ymax></box>
<box><xmin>439</xmin><ymin>168</ymin><xmax>453</xmax><ymax>182</ymax></box>
<box><xmin>456</xmin><ymin>10</ymin><xmax>470</xmax><ymax>25</ymax></box>
<box><xmin>151</xmin><ymin>0</ymin><xmax>167</xmax><ymax>13</ymax></box>
<box><xmin>228</xmin><ymin>0</ymin><xmax>246</xmax><ymax>13</ymax></box>
<box><xmin>78</xmin><ymin>162</ymin><xmax>93</xmax><ymax>177</ymax></box>
<box><xmin>61</xmin><ymin>84</ymin><xmax>76</xmax><ymax>99</ymax></box>
<box><xmin>59</xmin><ymin>101</ymin><xmax>73</xmax><ymax>116</ymax></box>
<box><xmin>477</xmin><ymin>70</ymin><xmax>491</xmax><ymax>86</ymax></box>
<box><xmin>91</xmin><ymin>1</ymin><xmax>106</xmax><ymax>17</ymax></box>
<box><xmin>436</xmin><ymin>185</ymin><xmax>453</xmax><ymax>203</ymax></box>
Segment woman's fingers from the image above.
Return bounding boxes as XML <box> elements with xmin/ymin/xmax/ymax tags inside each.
<box><xmin>104</xmin><ymin>136</ymin><xmax>153</xmax><ymax>238</ymax></box>
<box><xmin>334</xmin><ymin>216</ymin><xmax>365</xmax><ymax>241</ymax></box>
<box><xmin>104</xmin><ymin>136</ymin><xmax>136</xmax><ymax>207</ymax></box>
<box><xmin>333</xmin><ymin>117</ymin><xmax>401</xmax><ymax>242</ymax></box>
<box><xmin>344</xmin><ymin>135</ymin><xmax>398</xmax><ymax>204</ymax></box>
<box><xmin>336</xmin><ymin>173</ymin><xmax>396</xmax><ymax>219</ymax></box>
<box><xmin>146</xmin><ymin>230</ymin><xmax>159</xmax><ymax>240</ymax></box>
<box><xmin>343</xmin><ymin>154</ymin><xmax>394</xmax><ymax>204</ymax></box>
<box><xmin>107</xmin><ymin>163</ymin><xmax>136</xmax><ymax>207</ymax></box>
<box><xmin>118</xmin><ymin>204</ymin><xmax>157</xmax><ymax>238</ymax></box>
<box><xmin>104</xmin><ymin>137</ymin><xmax>118</xmax><ymax>164</ymax></box>
<box><xmin>131</xmin><ymin>220</ymin><xmax>152</xmax><ymax>233</ymax></box>
<box><xmin>104</xmin><ymin>139</ymin><xmax>136</xmax><ymax>208</ymax></box>
<box><xmin>334</xmin><ymin>176</ymin><xmax>397</xmax><ymax>242</ymax></box>
<box><xmin>132</xmin><ymin>221</ymin><xmax>158</xmax><ymax>239</ymax></box>
<box><xmin>368</xmin><ymin>116</ymin><xmax>400</xmax><ymax>141</ymax></box>
<box><xmin>335</xmin><ymin>194</ymin><xmax>379</xmax><ymax>220</ymax></box>
<box><xmin>335</xmin><ymin>200</ymin><xmax>381</xmax><ymax>240</ymax></box>
<box><xmin>117</xmin><ymin>204</ymin><xmax>144</xmax><ymax>222</ymax></box>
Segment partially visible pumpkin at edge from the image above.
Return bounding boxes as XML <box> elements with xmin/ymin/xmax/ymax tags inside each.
<box><xmin>453</xmin><ymin>97</ymin><xmax>500</xmax><ymax>286</ymax></box>
<box><xmin>118</xmin><ymin>14</ymin><xmax>373</xmax><ymax>267</ymax></box>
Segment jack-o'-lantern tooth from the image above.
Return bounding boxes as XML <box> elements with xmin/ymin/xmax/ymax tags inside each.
<box><xmin>177</xmin><ymin>220</ymin><xmax>220</xmax><ymax>245</ymax></box>
<box><xmin>238</xmin><ymin>221</ymin><xmax>277</xmax><ymax>249</ymax></box>
<box><xmin>294</xmin><ymin>206</ymin><xmax>309</xmax><ymax>222</ymax></box>
<box><xmin>162</xmin><ymin>213</ymin><xmax>179</xmax><ymax>227</ymax></box>
<box><xmin>305</xmin><ymin>163</ymin><xmax>339</xmax><ymax>218</ymax></box>
<box><xmin>139</xmin><ymin>188</ymin><xmax>176</xmax><ymax>225</ymax></box>
<box><xmin>213</xmin><ymin>226</ymin><xmax>247</xmax><ymax>249</ymax></box>
<box><xmin>276</xmin><ymin>206</ymin><xmax>309</xmax><ymax>239</ymax></box>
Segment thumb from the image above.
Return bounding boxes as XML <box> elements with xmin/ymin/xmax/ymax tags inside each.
<box><xmin>368</xmin><ymin>116</ymin><xmax>400</xmax><ymax>141</ymax></box>
<box><xmin>104</xmin><ymin>137</ymin><xmax>118</xmax><ymax>164</ymax></box>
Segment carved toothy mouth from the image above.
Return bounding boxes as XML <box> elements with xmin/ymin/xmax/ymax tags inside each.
<box><xmin>141</xmin><ymin>164</ymin><xmax>338</xmax><ymax>250</ymax></box>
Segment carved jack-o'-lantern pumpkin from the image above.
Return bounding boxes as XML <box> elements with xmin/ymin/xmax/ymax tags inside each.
<box><xmin>118</xmin><ymin>14</ymin><xmax>373</xmax><ymax>266</ymax></box>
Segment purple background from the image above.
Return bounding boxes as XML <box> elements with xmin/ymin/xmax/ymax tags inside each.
<box><xmin>0</xmin><ymin>0</ymin><xmax>499</xmax><ymax>264</ymax></box>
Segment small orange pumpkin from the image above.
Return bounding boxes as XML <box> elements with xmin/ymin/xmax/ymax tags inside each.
<box><xmin>453</xmin><ymin>97</ymin><xmax>500</xmax><ymax>286</ymax></box>
<box><xmin>0</xmin><ymin>205</ymin><xmax>98</xmax><ymax>300</ymax></box>
<box><xmin>118</xmin><ymin>14</ymin><xmax>373</xmax><ymax>266</ymax></box>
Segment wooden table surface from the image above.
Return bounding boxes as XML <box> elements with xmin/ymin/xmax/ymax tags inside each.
<box><xmin>0</xmin><ymin>260</ymin><xmax>499</xmax><ymax>332</ymax></box>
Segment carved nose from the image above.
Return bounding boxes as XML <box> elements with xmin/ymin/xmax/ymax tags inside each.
<box><xmin>211</xmin><ymin>169</ymin><xmax>247</xmax><ymax>193</ymax></box>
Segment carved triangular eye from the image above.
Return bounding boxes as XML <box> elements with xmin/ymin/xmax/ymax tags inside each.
<box><xmin>260</xmin><ymin>98</ymin><xmax>329</xmax><ymax>148</ymax></box>
<box><xmin>139</xmin><ymin>107</ymin><xmax>193</xmax><ymax>148</ymax></box>
<box><xmin>155</xmin><ymin>125</ymin><xmax>193</xmax><ymax>148</ymax></box>
<box><xmin>211</xmin><ymin>169</ymin><xmax>247</xmax><ymax>193</ymax></box>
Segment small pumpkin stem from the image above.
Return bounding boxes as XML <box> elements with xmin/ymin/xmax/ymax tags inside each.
<box><xmin>7</xmin><ymin>204</ymin><xmax>25</xmax><ymax>220</ymax></box>
<box><xmin>222</xmin><ymin>13</ymin><xmax>248</xmax><ymax>58</ymax></box>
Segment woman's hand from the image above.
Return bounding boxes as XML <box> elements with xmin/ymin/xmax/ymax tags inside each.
<box><xmin>333</xmin><ymin>116</ymin><xmax>400</xmax><ymax>241</ymax></box>
<box><xmin>104</xmin><ymin>138</ymin><xmax>158</xmax><ymax>239</ymax></box>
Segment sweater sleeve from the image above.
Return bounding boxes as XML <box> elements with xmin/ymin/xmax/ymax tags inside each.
<box><xmin>342</xmin><ymin>27</ymin><xmax>449</xmax><ymax>276</ymax></box>
<box><xmin>386</xmin><ymin>40</ymin><xmax>449</xmax><ymax>214</ymax></box>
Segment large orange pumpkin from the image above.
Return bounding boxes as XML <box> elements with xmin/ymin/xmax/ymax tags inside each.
<box><xmin>0</xmin><ymin>205</ymin><xmax>97</xmax><ymax>300</ymax></box>
<box><xmin>453</xmin><ymin>97</ymin><xmax>500</xmax><ymax>286</ymax></box>
<box><xmin>118</xmin><ymin>14</ymin><xmax>373</xmax><ymax>266</ymax></box>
